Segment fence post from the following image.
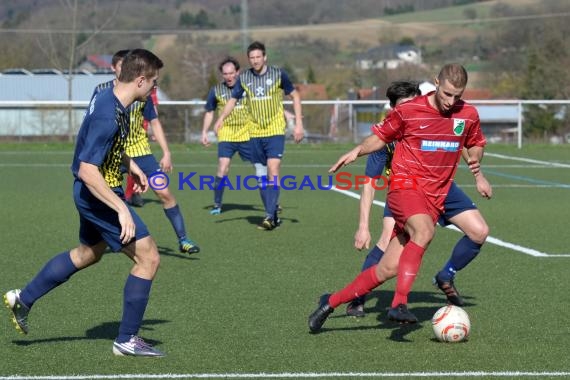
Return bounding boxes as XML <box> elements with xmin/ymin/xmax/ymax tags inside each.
<box><xmin>517</xmin><ymin>101</ymin><xmax>523</xmax><ymax>149</ymax></box>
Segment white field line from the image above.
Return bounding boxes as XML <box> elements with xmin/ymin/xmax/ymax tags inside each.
<box><xmin>331</xmin><ymin>187</ymin><xmax>570</xmax><ymax>258</ymax></box>
<box><xmin>2</xmin><ymin>372</ymin><xmax>570</xmax><ymax>379</ymax></box>
<box><xmin>485</xmin><ymin>152</ymin><xmax>570</xmax><ymax>168</ymax></box>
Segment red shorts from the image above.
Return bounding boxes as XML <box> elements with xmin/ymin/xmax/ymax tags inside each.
<box><xmin>387</xmin><ymin>188</ymin><xmax>441</xmax><ymax>237</ymax></box>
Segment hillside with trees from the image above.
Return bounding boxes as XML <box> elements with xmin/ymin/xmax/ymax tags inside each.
<box><xmin>0</xmin><ymin>0</ymin><xmax>569</xmax><ymax>137</ymax></box>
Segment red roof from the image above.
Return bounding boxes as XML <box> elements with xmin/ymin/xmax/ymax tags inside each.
<box><xmin>87</xmin><ymin>54</ymin><xmax>113</xmax><ymax>69</ymax></box>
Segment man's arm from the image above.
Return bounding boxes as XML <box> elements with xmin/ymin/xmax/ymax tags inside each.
<box><xmin>289</xmin><ymin>90</ymin><xmax>304</xmax><ymax>143</ymax></box>
<box><xmin>148</xmin><ymin>118</ymin><xmax>172</xmax><ymax>173</ymax></box>
<box><xmin>329</xmin><ymin>134</ymin><xmax>386</xmax><ymax>173</ymax></box>
<box><xmin>201</xmin><ymin>110</ymin><xmax>215</xmax><ymax>146</ymax></box>
<box><xmin>78</xmin><ymin>162</ymin><xmax>136</xmax><ymax>244</ymax></box>
<box><xmin>354</xmin><ymin>181</ymin><xmax>375</xmax><ymax>250</ymax></box>
<box><xmin>465</xmin><ymin>145</ymin><xmax>485</xmax><ymax>176</ymax></box>
<box><xmin>213</xmin><ymin>98</ymin><xmax>237</xmax><ymax>135</ymax></box>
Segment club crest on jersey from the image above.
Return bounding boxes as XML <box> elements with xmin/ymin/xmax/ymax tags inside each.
<box><xmin>453</xmin><ymin>119</ymin><xmax>465</xmax><ymax>136</ymax></box>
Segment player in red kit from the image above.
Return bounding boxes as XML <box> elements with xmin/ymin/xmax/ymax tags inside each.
<box><xmin>308</xmin><ymin>63</ymin><xmax>488</xmax><ymax>332</ymax></box>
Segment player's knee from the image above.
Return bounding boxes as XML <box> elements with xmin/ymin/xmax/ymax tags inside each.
<box><xmin>469</xmin><ymin>222</ymin><xmax>489</xmax><ymax>244</ymax></box>
<box><xmin>376</xmin><ymin>262</ymin><xmax>398</xmax><ymax>282</ymax></box>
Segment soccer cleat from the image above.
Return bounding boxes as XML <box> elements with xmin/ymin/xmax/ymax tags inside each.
<box><xmin>126</xmin><ymin>193</ymin><xmax>144</xmax><ymax>207</ymax></box>
<box><xmin>387</xmin><ymin>303</ymin><xmax>418</xmax><ymax>324</ymax></box>
<box><xmin>210</xmin><ymin>207</ymin><xmax>222</xmax><ymax>215</ymax></box>
<box><xmin>179</xmin><ymin>238</ymin><xmax>200</xmax><ymax>255</ymax></box>
<box><xmin>346</xmin><ymin>298</ymin><xmax>365</xmax><ymax>318</ymax></box>
<box><xmin>257</xmin><ymin>217</ymin><xmax>278</xmax><ymax>231</ymax></box>
<box><xmin>4</xmin><ymin>289</ymin><xmax>30</xmax><ymax>334</ymax></box>
<box><xmin>308</xmin><ymin>293</ymin><xmax>334</xmax><ymax>333</ymax></box>
<box><xmin>433</xmin><ymin>274</ymin><xmax>465</xmax><ymax>306</ymax></box>
<box><xmin>112</xmin><ymin>335</ymin><xmax>165</xmax><ymax>357</ymax></box>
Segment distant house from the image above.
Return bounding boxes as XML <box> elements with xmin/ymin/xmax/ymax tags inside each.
<box><xmin>77</xmin><ymin>54</ymin><xmax>114</xmax><ymax>73</ymax></box>
<box><xmin>355</xmin><ymin>44</ymin><xmax>422</xmax><ymax>70</ymax></box>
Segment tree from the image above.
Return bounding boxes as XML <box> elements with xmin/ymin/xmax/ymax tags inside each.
<box><xmin>306</xmin><ymin>65</ymin><xmax>316</xmax><ymax>84</ymax></box>
<box><xmin>34</xmin><ymin>0</ymin><xmax>120</xmax><ymax>141</ymax></box>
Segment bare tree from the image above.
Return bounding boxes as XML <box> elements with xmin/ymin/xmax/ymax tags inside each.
<box><xmin>35</xmin><ymin>0</ymin><xmax>120</xmax><ymax>141</ymax></box>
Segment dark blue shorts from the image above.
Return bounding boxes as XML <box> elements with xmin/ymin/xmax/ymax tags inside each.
<box><xmin>250</xmin><ymin>135</ymin><xmax>285</xmax><ymax>165</ymax></box>
<box><xmin>74</xmin><ymin>180</ymin><xmax>150</xmax><ymax>252</ymax></box>
<box><xmin>218</xmin><ymin>141</ymin><xmax>252</xmax><ymax>162</ymax></box>
<box><xmin>383</xmin><ymin>182</ymin><xmax>477</xmax><ymax>226</ymax></box>
<box><xmin>132</xmin><ymin>154</ymin><xmax>161</xmax><ymax>177</ymax></box>
<box><xmin>365</xmin><ymin>148</ymin><xmax>388</xmax><ymax>178</ymax></box>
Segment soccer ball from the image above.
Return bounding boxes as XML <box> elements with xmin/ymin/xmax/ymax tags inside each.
<box><xmin>431</xmin><ymin>305</ymin><xmax>470</xmax><ymax>343</ymax></box>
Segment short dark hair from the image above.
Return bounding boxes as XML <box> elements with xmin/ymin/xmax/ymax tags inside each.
<box><xmin>386</xmin><ymin>81</ymin><xmax>421</xmax><ymax>108</ymax></box>
<box><xmin>118</xmin><ymin>49</ymin><xmax>163</xmax><ymax>82</ymax></box>
<box><xmin>112</xmin><ymin>49</ymin><xmax>130</xmax><ymax>67</ymax></box>
<box><xmin>218</xmin><ymin>56</ymin><xmax>240</xmax><ymax>73</ymax></box>
<box><xmin>438</xmin><ymin>63</ymin><xmax>468</xmax><ymax>88</ymax></box>
<box><xmin>247</xmin><ymin>41</ymin><xmax>266</xmax><ymax>56</ymax></box>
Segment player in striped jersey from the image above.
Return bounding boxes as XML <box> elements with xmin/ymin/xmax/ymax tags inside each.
<box><xmin>201</xmin><ymin>56</ymin><xmax>263</xmax><ymax>215</ymax></box>
<box><xmin>4</xmin><ymin>49</ymin><xmax>166</xmax><ymax>356</ymax></box>
<box><xmin>309</xmin><ymin>63</ymin><xmax>491</xmax><ymax>331</ymax></box>
<box><xmin>213</xmin><ymin>41</ymin><xmax>304</xmax><ymax>230</ymax></box>
<box><xmin>92</xmin><ymin>50</ymin><xmax>200</xmax><ymax>255</ymax></box>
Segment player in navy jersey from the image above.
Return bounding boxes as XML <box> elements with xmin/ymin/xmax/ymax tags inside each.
<box><xmin>93</xmin><ymin>49</ymin><xmax>200</xmax><ymax>255</ymax></box>
<box><xmin>213</xmin><ymin>41</ymin><xmax>304</xmax><ymax>230</ymax></box>
<box><xmin>347</xmin><ymin>81</ymin><xmax>492</xmax><ymax>318</ymax></box>
<box><xmin>309</xmin><ymin>63</ymin><xmax>492</xmax><ymax>332</ymax></box>
<box><xmin>4</xmin><ymin>49</ymin><xmax>167</xmax><ymax>356</ymax></box>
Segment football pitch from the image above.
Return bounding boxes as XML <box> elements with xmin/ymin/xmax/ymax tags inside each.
<box><xmin>1</xmin><ymin>143</ymin><xmax>569</xmax><ymax>379</ymax></box>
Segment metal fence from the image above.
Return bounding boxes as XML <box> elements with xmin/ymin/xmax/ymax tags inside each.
<box><xmin>0</xmin><ymin>100</ymin><xmax>569</xmax><ymax>148</ymax></box>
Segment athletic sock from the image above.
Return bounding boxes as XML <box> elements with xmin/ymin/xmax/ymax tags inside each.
<box><xmin>266</xmin><ymin>185</ymin><xmax>280</xmax><ymax>220</ymax></box>
<box><xmin>20</xmin><ymin>251</ymin><xmax>78</xmax><ymax>308</ymax></box>
<box><xmin>391</xmin><ymin>241</ymin><xmax>426</xmax><ymax>307</ymax></box>
<box><xmin>361</xmin><ymin>245</ymin><xmax>384</xmax><ymax>271</ymax></box>
<box><xmin>329</xmin><ymin>266</ymin><xmax>382</xmax><ymax>308</ymax></box>
<box><xmin>116</xmin><ymin>274</ymin><xmax>152</xmax><ymax>343</ymax></box>
<box><xmin>438</xmin><ymin>235</ymin><xmax>482</xmax><ymax>281</ymax></box>
<box><xmin>213</xmin><ymin>176</ymin><xmax>224</xmax><ymax>207</ymax></box>
<box><xmin>125</xmin><ymin>175</ymin><xmax>136</xmax><ymax>200</ymax></box>
<box><xmin>163</xmin><ymin>204</ymin><xmax>187</xmax><ymax>240</ymax></box>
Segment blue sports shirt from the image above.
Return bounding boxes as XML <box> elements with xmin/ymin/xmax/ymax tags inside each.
<box><xmin>72</xmin><ymin>87</ymin><xmax>130</xmax><ymax>188</ymax></box>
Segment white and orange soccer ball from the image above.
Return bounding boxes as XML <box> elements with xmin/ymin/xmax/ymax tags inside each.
<box><xmin>431</xmin><ymin>305</ymin><xmax>470</xmax><ymax>343</ymax></box>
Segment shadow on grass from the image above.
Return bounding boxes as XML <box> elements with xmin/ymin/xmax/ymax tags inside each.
<box><xmin>157</xmin><ymin>245</ymin><xmax>200</xmax><ymax>261</ymax></box>
<box><xmin>11</xmin><ymin>319</ymin><xmax>168</xmax><ymax>346</ymax></box>
<box><xmin>311</xmin><ymin>289</ymin><xmax>477</xmax><ymax>342</ymax></box>
<box><xmin>203</xmin><ymin>203</ymin><xmax>262</xmax><ymax>214</ymax></box>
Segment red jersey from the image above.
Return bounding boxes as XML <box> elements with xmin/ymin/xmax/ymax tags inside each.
<box><xmin>371</xmin><ymin>93</ymin><xmax>486</xmax><ymax>211</ymax></box>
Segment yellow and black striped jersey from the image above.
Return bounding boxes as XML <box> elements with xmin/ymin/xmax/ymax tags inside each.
<box><xmin>205</xmin><ymin>82</ymin><xmax>252</xmax><ymax>142</ymax></box>
<box><xmin>236</xmin><ymin>66</ymin><xmax>291</xmax><ymax>138</ymax></box>
<box><xmin>92</xmin><ymin>80</ymin><xmax>156</xmax><ymax>158</ymax></box>
<box><xmin>72</xmin><ymin>88</ymin><xmax>129</xmax><ymax>188</ymax></box>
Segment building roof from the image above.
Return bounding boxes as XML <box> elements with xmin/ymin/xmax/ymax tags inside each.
<box><xmin>0</xmin><ymin>73</ymin><xmax>169</xmax><ymax>101</ymax></box>
<box><xmin>86</xmin><ymin>54</ymin><xmax>114</xmax><ymax>70</ymax></box>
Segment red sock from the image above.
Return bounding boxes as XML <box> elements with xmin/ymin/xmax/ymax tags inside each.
<box><xmin>391</xmin><ymin>241</ymin><xmax>426</xmax><ymax>307</ymax></box>
<box><xmin>329</xmin><ymin>266</ymin><xmax>382</xmax><ymax>308</ymax></box>
<box><xmin>125</xmin><ymin>175</ymin><xmax>136</xmax><ymax>200</ymax></box>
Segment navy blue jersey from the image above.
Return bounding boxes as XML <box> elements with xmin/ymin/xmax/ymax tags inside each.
<box><xmin>364</xmin><ymin>142</ymin><xmax>397</xmax><ymax>178</ymax></box>
<box><xmin>92</xmin><ymin>80</ymin><xmax>156</xmax><ymax>157</ymax></box>
<box><xmin>72</xmin><ymin>87</ymin><xmax>129</xmax><ymax>188</ymax></box>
